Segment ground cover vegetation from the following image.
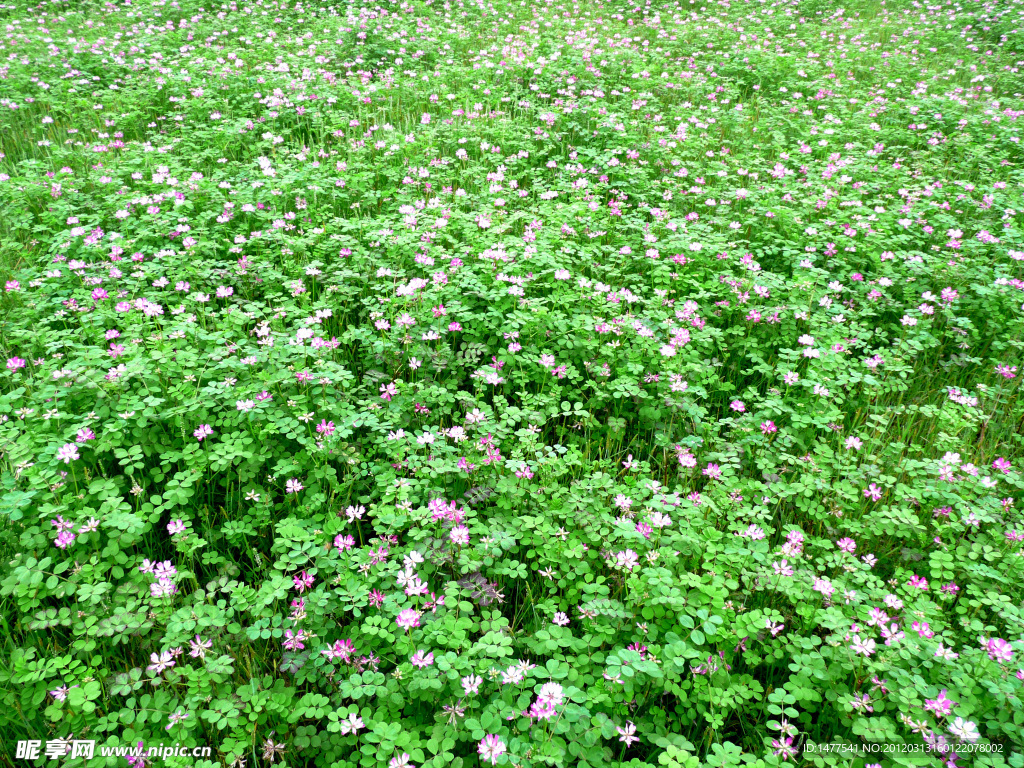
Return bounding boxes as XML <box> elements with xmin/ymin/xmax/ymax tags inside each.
<box><xmin>1</xmin><ymin>0</ymin><xmax>1023</xmax><ymax>765</ymax></box>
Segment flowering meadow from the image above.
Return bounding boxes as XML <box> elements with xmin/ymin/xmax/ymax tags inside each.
<box><xmin>1</xmin><ymin>0</ymin><xmax>1024</xmax><ymax>765</ymax></box>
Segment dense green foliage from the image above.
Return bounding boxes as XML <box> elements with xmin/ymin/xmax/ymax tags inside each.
<box><xmin>1</xmin><ymin>0</ymin><xmax>1023</xmax><ymax>766</ymax></box>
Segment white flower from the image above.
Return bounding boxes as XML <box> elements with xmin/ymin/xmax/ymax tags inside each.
<box><xmin>56</xmin><ymin>443</ymin><xmax>80</xmax><ymax>463</ymax></box>
<box><xmin>948</xmin><ymin>717</ymin><xmax>979</xmax><ymax>743</ymax></box>
<box><xmin>403</xmin><ymin>551</ymin><xmax>425</xmax><ymax>568</ymax></box>
<box><xmin>934</xmin><ymin>643</ymin><xmax>959</xmax><ymax>661</ymax></box>
<box><xmin>339</xmin><ymin>713</ymin><xmax>365</xmax><ymax>735</ymax></box>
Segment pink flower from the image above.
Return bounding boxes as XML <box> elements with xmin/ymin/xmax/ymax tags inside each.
<box><xmin>56</xmin><ymin>443</ymin><xmax>80</xmax><ymax>463</ymax></box>
<box><xmin>529</xmin><ymin>698</ymin><xmax>557</xmax><ymax>720</ymax></box>
<box><xmin>147</xmin><ymin>651</ymin><xmax>176</xmax><ymax>674</ymax></box>
<box><xmin>924</xmin><ymin>688</ymin><xmax>957</xmax><ymax>718</ymax></box>
<box><xmin>462</xmin><ymin>674</ymin><xmax>482</xmax><ymax>695</ymax></box>
<box><xmin>813</xmin><ymin>578</ymin><xmax>834</xmax><ymax>597</ymax></box>
<box><xmin>850</xmin><ymin>636</ymin><xmax>876</xmax><ymax>656</ymax></box>
<box><xmin>616</xmin><ymin>721</ymin><xmax>640</xmax><ymax>747</ymax></box>
<box><xmin>189</xmin><ymin>635</ymin><xmax>213</xmax><ymax>658</ymax></box>
<box><xmin>193</xmin><ymin>424</ymin><xmax>213</xmax><ymax>442</ymax></box>
<box><xmin>478</xmin><ymin>735</ymin><xmax>506</xmax><ymax>766</ymax></box>
<box><xmin>866</xmin><ymin>608</ymin><xmax>889</xmax><ymax>628</ymax></box>
<box><xmin>396</xmin><ymin>609</ymin><xmax>421</xmax><ymax>631</ymax></box>
<box><xmin>992</xmin><ymin>457</ymin><xmax>1012</xmax><ymax>474</ymax></box>
<box><xmin>987</xmin><ymin>637</ymin><xmax>1015</xmax><ymax>663</ymax></box>
<box><xmin>283</xmin><ymin>629</ymin><xmax>307</xmax><ymax>651</ymax></box>
<box><xmin>995</xmin><ymin>365</ymin><xmax>1017</xmax><ymax>379</ymax></box>
<box><xmin>773</xmin><ymin>560</ymin><xmax>794</xmax><ymax>577</ymax></box>
<box><xmin>410</xmin><ymin>650</ymin><xmax>434</xmax><ymax>668</ymax></box>
<box><xmin>772</xmin><ymin>737</ymin><xmax>797</xmax><ymax>760</ymax></box>
<box><xmin>338</xmin><ymin>712</ymin><xmax>364</xmax><ymax>735</ymax></box>
<box><xmin>912</xmin><ymin>621</ymin><xmax>935</xmax><ymax>639</ymax></box>
<box><xmin>323</xmin><ymin>639</ymin><xmax>356</xmax><ymax>662</ymax></box>
<box><xmin>676</xmin><ymin>448</ymin><xmax>696</xmax><ymax>468</ymax></box>
<box><xmin>285</xmin><ymin>478</ymin><xmax>304</xmax><ymax>494</ymax></box>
